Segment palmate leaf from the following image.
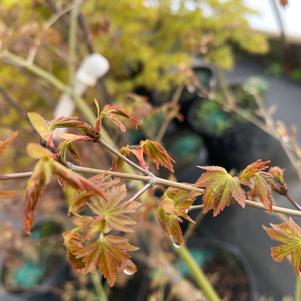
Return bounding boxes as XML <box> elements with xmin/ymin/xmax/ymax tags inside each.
<box><xmin>263</xmin><ymin>218</ymin><xmax>301</xmax><ymax>275</ymax></box>
<box><xmin>239</xmin><ymin>160</ymin><xmax>270</xmax><ymax>184</ymax></box>
<box><xmin>141</xmin><ymin>139</ymin><xmax>175</xmax><ymax>172</ymax></box>
<box><xmin>157</xmin><ymin>188</ymin><xmax>201</xmax><ymax>245</ymax></box>
<box><xmin>239</xmin><ymin>160</ymin><xmax>274</xmax><ymax>211</ymax></box>
<box><xmin>64</xmin><ymin>233</ymin><xmax>138</xmax><ymax>287</ymax></box>
<box><xmin>196</xmin><ymin>166</ymin><xmax>246</xmax><ymax>216</ymax></box>
<box><xmin>100</xmin><ymin>104</ymin><xmax>138</xmax><ymax>132</ymax></box>
<box><xmin>88</xmin><ymin>183</ymin><xmax>141</xmax><ymax>233</ymax></box>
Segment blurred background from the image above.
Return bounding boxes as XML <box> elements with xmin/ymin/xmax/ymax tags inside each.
<box><xmin>0</xmin><ymin>0</ymin><xmax>301</xmax><ymax>300</ymax></box>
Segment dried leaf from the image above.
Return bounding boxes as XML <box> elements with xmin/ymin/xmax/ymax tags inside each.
<box><xmin>263</xmin><ymin>218</ymin><xmax>301</xmax><ymax>275</ymax></box>
<box><xmin>0</xmin><ymin>131</ymin><xmax>18</xmax><ymax>155</ymax></box>
<box><xmin>196</xmin><ymin>166</ymin><xmax>246</xmax><ymax>216</ymax></box>
<box><xmin>28</xmin><ymin>112</ymin><xmax>50</xmax><ymax>141</ymax></box>
<box><xmin>141</xmin><ymin>140</ymin><xmax>175</xmax><ymax>172</ymax></box>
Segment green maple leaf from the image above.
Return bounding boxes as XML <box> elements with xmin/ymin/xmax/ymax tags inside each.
<box><xmin>196</xmin><ymin>166</ymin><xmax>246</xmax><ymax>216</ymax></box>
<box><xmin>263</xmin><ymin>218</ymin><xmax>301</xmax><ymax>275</ymax></box>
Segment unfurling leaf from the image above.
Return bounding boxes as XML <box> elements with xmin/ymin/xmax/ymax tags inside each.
<box><xmin>63</xmin><ymin>232</ymin><xmax>138</xmax><ymax>286</ymax></box>
<box><xmin>0</xmin><ymin>131</ymin><xmax>18</xmax><ymax>155</ymax></box>
<box><xmin>112</xmin><ymin>146</ymin><xmax>131</xmax><ymax>171</ymax></box>
<box><xmin>263</xmin><ymin>218</ymin><xmax>301</xmax><ymax>275</ymax></box>
<box><xmin>157</xmin><ymin>188</ymin><xmax>201</xmax><ymax>245</ymax></box>
<box><xmin>50</xmin><ymin>116</ymin><xmax>90</xmax><ymax>131</ymax></box>
<box><xmin>196</xmin><ymin>166</ymin><xmax>246</xmax><ymax>216</ymax></box>
<box><xmin>128</xmin><ymin>146</ymin><xmax>148</xmax><ymax>170</ymax></box>
<box><xmin>239</xmin><ymin>160</ymin><xmax>274</xmax><ymax>211</ymax></box>
<box><xmin>141</xmin><ymin>139</ymin><xmax>175</xmax><ymax>172</ymax></box>
<box><xmin>239</xmin><ymin>160</ymin><xmax>270</xmax><ymax>184</ymax></box>
<box><xmin>248</xmin><ymin>172</ymin><xmax>273</xmax><ymax>211</ymax></box>
<box><xmin>28</xmin><ymin>112</ymin><xmax>51</xmax><ymax>141</ymax></box>
<box><xmin>24</xmin><ymin>160</ymin><xmax>53</xmax><ymax>233</ymax></box>
<box><xmin>269</xmin><ymin>166</ymin><xmax>288</xmax><ymax>195</ymax></box>
<box><xmin>100</xmin><ymin>104</ymin><xmax>138</xmax><ymax>132</ymax></box>
<box><xmin>27</xmin><ymin>143</ymin><xmax>54</xmax><ymax>160</ymax></box>
<box><xmin>58</xmin><ymin>140</ymin><xmax>81</xmax><ymax>163</ymax></box>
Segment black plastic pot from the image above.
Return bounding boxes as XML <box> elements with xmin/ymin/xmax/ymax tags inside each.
<box><xmin>178</xmin><ymin>238</ymin><xmax>259</xmax><ymax>301</ymax></box>
<box><xmin>0</xmin><ymin>220</ymin><xmax>71</xmax><ymax>301</ymax></box>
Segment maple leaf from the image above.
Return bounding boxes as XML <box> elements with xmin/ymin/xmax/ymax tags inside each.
<box><xmin>50</xmin><ymin>116</ymin><xmax>91</xmax><ymax>131</ymax></box>
<box><xmin>0</xmin><ymin>131</ymin><xmax>18</xmax><ymax>155</ymax></box>
<box><xmin>196</xmin><ymin>166</ymin><xmax>246</xmax><ymax>216</ymax></box>
<box><xmin>100</xmin><ymin>104</ymin><xmax>138</xmax><ymax>132</ymax></box>
<box><xmin>63</xmin><ymin>231</ymin><xmax>138</xmax><ymax>286</ymax></box>
<box><xmin>239</xmin><ymin>160</ymin><xmax>270</xmax><ymax>184</ymax></box>
<box><xmin>157</xmin><ymin>207</ymin><xmax>184</xmax><ymax>245</ymax></box>
<box><xmin>157</xmin><ymin>188</ymin><xmax>201</xmax><ymax>245</ymax></box>
<box><xmin>239</xmin><ymin>160</ymin><xmax>274</xmax><ymax>211</ymax></box>
<box><xmin>58</xmin><ymin>140</ymin><xmax>81</xmax><ymax>163</ymax></box>
<box><xmin>28</xmin><ymin>112</ymin><xmax>51</xmax><ymax>142</ymax></box>
<box><xmin>263</xmin><ymin>218</ymin><xmax>301</xmax><ymax>275</ymax></box>
<box><xmin>88</xmin><ymin>183</ymin><xmax>141</xmax><ymax>233</ymax></box>
<box><xmin>140</xmin><ymin>140</ymin><xmax>175</xmax><ymax>172</ymax></box>
<box><xmin>112</xmin><ymin>146</ymin><xmax>131</xmax><ymax>171</ymax></box>
<box><xmin>248</xmin><ymin>172</ymin><xmax>274</xmax><ymax>211</ymax></box>
<box><xmin>24</xmin><ymin>158</ymin><xmax>53</xmax><ymax>233</ymax></box>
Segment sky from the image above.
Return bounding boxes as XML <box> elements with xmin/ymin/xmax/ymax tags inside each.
<box><xmin>244</xmin><ymin>0</ymin><xmax>301</xmax><ymax>41</ymax></box>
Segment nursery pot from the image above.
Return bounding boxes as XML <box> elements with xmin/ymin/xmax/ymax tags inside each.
<box><xmin>0</xmin><ymin>220</ymin><xmax>69</xmax><ymax>301</ymax></box>
<box><xmin>186</xmin><ymin>97</ymin><xmax>287</xmax><ymax>171</ymax></box>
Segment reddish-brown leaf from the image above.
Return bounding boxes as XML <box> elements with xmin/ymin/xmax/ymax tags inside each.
<box><xmin>196</xmin><ymin>166</ymin><xmax>246</xmax><ymax>216</ymax></box>
<box><xmin>140</xmin><ymin>139</ymin><xmax>175</xmax><ymax>172</ymax></box>
<box><xmin>239</xmin><ymin>160</ymin><xmax>270</xmax><ymax>184</ymax></box>
<box><xmin>248</xmin><ymin>172</ymin><xmax>274</xmax><ymax>211</ymax></box>
<box><xmin>50</xmin><ymin>116</ymin><xmax>91</xmax><ymax>131</ymax></box>
<box><xmin>23</xmin><ymin>160</ymin><xmax>53</xmax><ymax>233</ymax></box>
<box><xmin>263</xmin><ymin>218</ymin><xmax>301</xmax><ymax>275</ymax></box>
<box><xmin>100</xmin><ymin>104</ymin><xmax>138</xmax><ymax>132</ymax></box>
<box><xmin>63</xmin><ymin>232</ymin><xmax>138</xmax><ymax>286</ymax></box>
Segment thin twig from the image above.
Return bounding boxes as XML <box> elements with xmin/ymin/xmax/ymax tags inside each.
<box><xmin>2</xmin><ymin>166</ymin><xmax>301</xmax><ymax>218</ymax></box>
<box><xmin>126</xmin><ymin>182</ymin><xmax>153</xmax><ymax>203</ymax></box>
<box><xmin>98</xmin><ymin>138</ymin><xmax>151</xmax><ymax>176</ymax></box>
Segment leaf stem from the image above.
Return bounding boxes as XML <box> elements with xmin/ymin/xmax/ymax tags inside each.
<box><xmin>175</xmin><ymin>246</ymin><xmax>221</xmax><ymax>301</ymax></box>
<box><xmin>91</xmin><ymin>273</ymin><xmax>108</xmax><ymax>301</ymax></box>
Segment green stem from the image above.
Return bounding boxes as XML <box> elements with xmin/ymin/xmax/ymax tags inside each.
<box><xmin>296</xmin><ymin>277</ymin><xmax>301</xmax><ymax>301</ymax></box>
<box><xmin>91</xmin><ymin>273</ymin><xmax>108</xmax><ymax>301</ymax></box>
<box><xmin>175</xmin><ymin>246</ymin><xmax>221</xmax><ymax>301</ymax></box>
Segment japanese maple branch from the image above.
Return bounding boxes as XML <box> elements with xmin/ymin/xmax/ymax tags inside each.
<box><xmin>2</xmin><ymin>167</ymin><xmax>301</xmax><ymax>218</ymax></box>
